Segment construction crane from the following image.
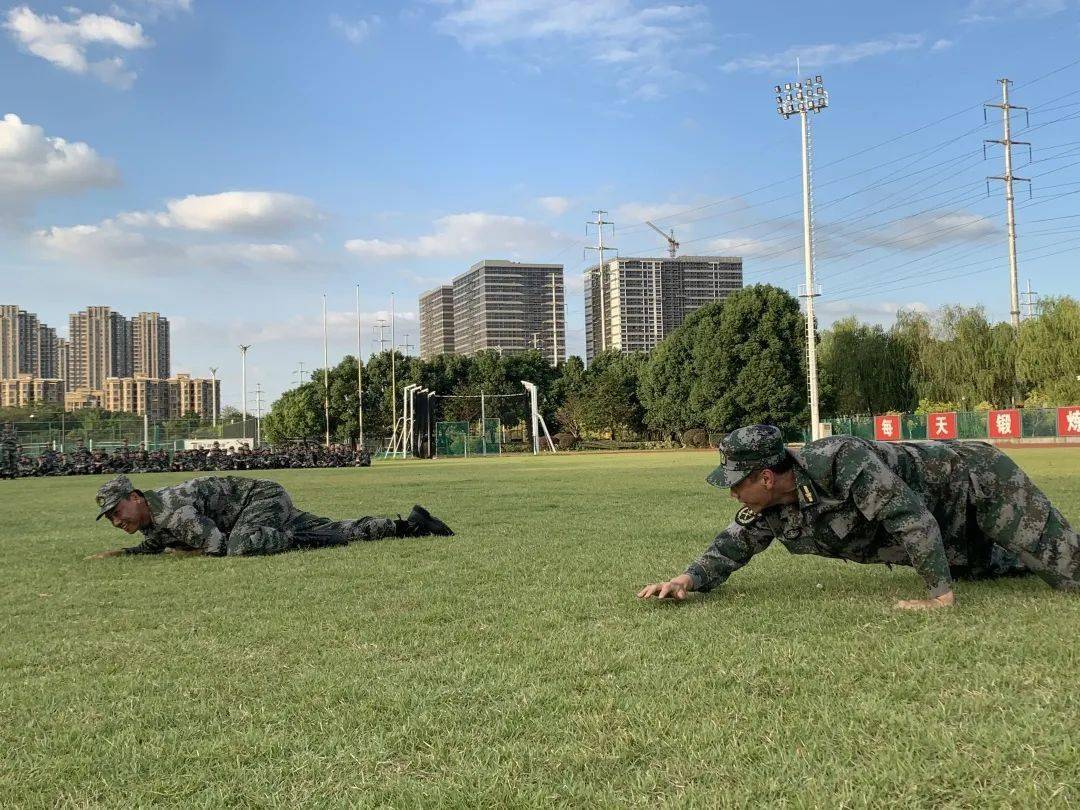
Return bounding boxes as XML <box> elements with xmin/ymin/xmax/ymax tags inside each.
<box><xmin>645</xmin><ymin>221</ymin><xmax>679</xmax><ymax>258</ymax></box>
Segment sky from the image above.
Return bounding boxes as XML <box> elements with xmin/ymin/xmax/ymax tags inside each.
<box><xmin>1</xmin><ymin>0</ymin><xmax>1078</xmax><ymax>410</ymax></box>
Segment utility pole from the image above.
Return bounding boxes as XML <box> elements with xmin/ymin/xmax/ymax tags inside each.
<box><xmin>1021</xmin><ymin>279</ymin><xmax>1040</xmax><ymax>320</ymax></box>
<box><xmin>985</xmin><ymin>78</ymin><xmax>1031</xmax><ymax>332</ymax></box>
<box><xmin>775</xmin><ymin>73</ymin><xmax>828</xmax><ymax>441</ymax></box>
<box><xmin>585</xmin><ymin>210</ymin><xmax>616</xmax><ymax>357</ymax></box>
<box><xmin>238</xmin><ymin>345</ymin><xmax>251</xmax><ymax>440</ymax></box>
<box><xmin>531</xmin><ymin>333</ymin><xmax>541</xmax><ymax>350</ymax></box>
<box><xmin>372</xmin><ymin>319</ymin><xmax>390</xmax><ymax>353</ymax></box>
<box><xmin>398</xmin><ymin>333</ymin><xmax>415</xmax><ymax>356</ymax></box>
<box><xmin>293</xmin><ymin>361</ymin><xmax>308</xmax><ymax>385</ymax></box>
<box><xmin>209</xmin><ymin>367</ymin><xmax>218</xmax><ymax>428</ymax></box>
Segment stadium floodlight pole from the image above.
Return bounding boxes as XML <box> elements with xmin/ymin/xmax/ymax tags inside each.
<box><xmin>775</xmin><ymin>72</ymin><xmax>828</xmax><ymax>441</ymax></box>
<box><xmin>322</xmin><ymin>294</ymin><xmax>330</xmax><ymax>448</ymax></box>
<box><xmin>585</xmin><ymin>211</ymin><xmax>616</xmax><ymax>357</ymax></box>
<box><xmin>209</xmin><ymin>367</ymin><xmax>218</xmax><ymax>427</ymax></box>
<box><xmin>984</xmin><ymin>78</ymin><xmax>1031</xmax><ymax>332</ymax></box>
<box><xmin>238</xmin><ymin>345</ymin><xmax>251</xmax><ymax>440</ymax></box>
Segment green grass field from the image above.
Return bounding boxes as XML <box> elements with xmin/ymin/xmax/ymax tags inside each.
<box><xmin>2</xmin><ymin>449</ymin><xmax>1079</xmax><ymax>807</ymax></box>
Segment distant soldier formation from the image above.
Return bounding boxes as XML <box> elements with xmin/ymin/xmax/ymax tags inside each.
<box><xmin>0</xmin><ymin>425</ymin><xmax>371</xmax><ymax>479</ymax></box>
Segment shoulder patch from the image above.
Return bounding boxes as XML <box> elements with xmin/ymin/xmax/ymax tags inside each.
<box><xmin>735</xmin><ymin>506</ymin><xmax>760</xmax><ymax>526</ymax></box>
<box><xmin>800</xmin><ymin>484</ymin><xmax>816</xmax><ymax>504</ymax></box>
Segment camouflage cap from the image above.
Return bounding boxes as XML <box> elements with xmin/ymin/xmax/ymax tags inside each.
<box><xmin>706</xmin><ymin>425</ymin><xmax>788</xmax><ymax>489</ymax></box>
<box><xmin>95</xmin><ymin>475</ymin><xmax>134</xmax><ymax>520</ymax></box>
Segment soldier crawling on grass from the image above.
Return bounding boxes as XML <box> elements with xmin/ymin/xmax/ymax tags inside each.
<box><xmin>86</xmin><ymin>474</ymin><xmax>453</xmax><ymax>559</ymax></box>
<box><xmin>638</xmin><ymin>425</ymin><xmax>1080</xmax><ymax>610</ymax></box>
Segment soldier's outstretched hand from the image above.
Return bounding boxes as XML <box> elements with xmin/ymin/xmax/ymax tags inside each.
<box><xmin>85</xmin><ymin>549</ymin><xmax>123</xmax><ymax>560</ymax></box>
<box><xmin>894</xmin><ymin>590</ymin><xmax>955</xmax><ymax>610</ymax></box>
<box><xmin>637</xmin><ymin>574</ymin><xmax>695</xmax><ymax>600</ymax></box>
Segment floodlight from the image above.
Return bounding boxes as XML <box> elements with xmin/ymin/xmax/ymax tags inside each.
<box><xmin>815</xmin><ymin>74</ymin><xmax>822</xmax><ymax>82</ymax></box>
<box><xmin>785</xmin><ymin>82</ymin><xmax>791</xmax><ymax>89</ymax></box>
<box><xmin>774</xmin><ymin>85</ymin><xmax>781</xmax><ymax>92</ymax></box>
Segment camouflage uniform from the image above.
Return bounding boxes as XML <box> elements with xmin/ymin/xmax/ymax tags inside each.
<box><xmin>95</xmin><ymin>475</ymin><xmax>452</xmax><ymax>556</ymax></box>
<box><xmin>686</xmin><ymin>426</ymin><xmax>1080</xmax><ymax>596</ymax></box>
<box><xmin>0</xmin><ymin>423</ymin><xmax>18</xmax><ymax>479</ymax></box>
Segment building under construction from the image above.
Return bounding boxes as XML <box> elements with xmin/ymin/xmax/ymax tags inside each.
<box><xmin>584</xmin><ymin>255</ymin><xmax>743</xmax><ymax>362</ymax></box>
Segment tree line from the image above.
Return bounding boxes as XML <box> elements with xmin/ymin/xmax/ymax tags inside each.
<box><xmin>265</xmin><ymin>288</ymin><xmax>1080</xmax><ymax>446</ymax></box>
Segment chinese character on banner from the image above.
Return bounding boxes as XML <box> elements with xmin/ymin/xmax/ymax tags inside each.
<box><xmin>1058</xmin><ymin>407</ymin><xmax>1080</xmax><ymax>437</ymax></box>
<box><xmin>988</xmin><ymin>408</ymin><xmax>1021</xmax><ymax>439</ymax></box>
<box><xmin>874</xmin><ymin>414</ymin><xmax>901</xmax><ymax>441</ymax></box>
<box><xmin>928</xmin><ymin>411</ymin><xmax>957</xmax><ymax>439</ymax></box>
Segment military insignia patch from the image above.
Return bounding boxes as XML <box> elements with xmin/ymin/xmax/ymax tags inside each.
<box><xmin>800</xmin><ymin>484</ymin><xmax>816</xmax><ymax>504</ymax></box>
<box><xmin>735</xmin><ymin>506</ymin><xmax>759</xmax><ymax>526</ymax></box>
<box><xmin>784</xmin><ymin>527</ymin><xmax>802</xmax><ymax>540</ymax></box>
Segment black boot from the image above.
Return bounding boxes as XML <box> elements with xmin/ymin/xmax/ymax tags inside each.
<box><xmin>396</xmin><ymin>505</ymin><xmax>454</xmax><ymax>537</ymax></box>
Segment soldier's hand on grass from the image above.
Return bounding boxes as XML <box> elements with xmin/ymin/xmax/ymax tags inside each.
<box><xmin>894</xmin><ymin>590</ymin><xmax>955</xmax><ymax>611</ymax></box>
<box><xmin>637</xmin><ymin>574</ymin><xmax>695</xmax><ymax>600</ymax></box>
<box><xmin>164</xmin><ymin>547</ymin><xmax>204</xmax><ymax>558</ymax></box>
<box><xmin>85</xmin><ymin>549</ymin><xmax>123</xmax><ymax>560</ymax></box>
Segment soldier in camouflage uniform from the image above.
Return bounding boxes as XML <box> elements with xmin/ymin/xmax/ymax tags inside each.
<box><xmin>1</xmin><ymin>422</ymin><xmax>19</xmax><ymax>479</ymax></box>
<box><xmin>638</xmin><ymin>425</ymin><xmax>1080</xmax><ymax>610</ymax></box>
<box><xmin>86</xmin><ymin>474</ymin><xmax>454</xmax><ymax>559</ymax></box>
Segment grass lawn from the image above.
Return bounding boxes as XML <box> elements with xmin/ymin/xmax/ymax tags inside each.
<box><xmin>2</xmin><ymin>448</ymin><xmax>1079</xmax><ymax>807</ymax></box>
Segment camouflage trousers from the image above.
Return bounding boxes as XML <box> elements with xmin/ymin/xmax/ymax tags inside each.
<box><xmin>948</xmin><ymin>442</ymin><xmax>1080</xmax><ymax>591</ymax></box>
<box><xmin>213</xmin><ymin>481</ymin><xmax>398</xmax><ymax>556</ymax></box>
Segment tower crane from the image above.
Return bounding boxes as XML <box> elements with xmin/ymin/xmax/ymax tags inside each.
<box><xmin>645</xmin><ymin>221</ymin><xmax>679</xmax><ymax>258</ymax></box>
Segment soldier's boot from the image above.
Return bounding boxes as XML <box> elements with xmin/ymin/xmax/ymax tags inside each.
<box><xmin>394</xmin><ymin>505</ymin><xmax>454</xmax><ymax>538</ymax></box>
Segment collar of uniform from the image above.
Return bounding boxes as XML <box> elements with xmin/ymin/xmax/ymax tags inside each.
<box><xmin>142</xmin><ymin>489</ymin><xmax>166</xmax><ymax>529</ymax></box>
<box><xmin>792</xmin><ymin>466</ymin><xmax>820</xmax><ymax>509</ymax></box>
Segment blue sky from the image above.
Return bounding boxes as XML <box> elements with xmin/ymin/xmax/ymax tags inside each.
<box><xmin>1</xmin><ymin>0</ymin><xmax>1078</xmax><ymax>409</ymax></box>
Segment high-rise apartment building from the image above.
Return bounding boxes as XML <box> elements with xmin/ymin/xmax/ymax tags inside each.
<box><xmin>168</xmin><ymin>373</ymin><xmax>219</xmax><ymax>419</ymax></box>
<box><xmin>68</xmin><ymin>306</ymin><xmax>134</xmax><ymax>390</ymax></box>
<box><xmin>131</xmin><ymin>312</ymin><xmax>171</xmax><ymax>379</ymax></box>
<box><xmin>0</xmin><ymin>375</ymin><xmax>65</xmax><ymax>408</ymax></box>
<box><xmin>0</xmin><ymin>305</ymin><xmax>62</xmax><ymax>379</ymax></box>
<box><xmin>419</xmin><ymin>285</ymin><xmax>456</xmax><ymax>360</ymax></box>
<box><xmin>448</xmin><ymin>260</ymin><xmax>565</xmax><ymax>364</ymax></box>
<box><xmin>102</xmin><ymin>376</ymin><xmax>168</xmax><ymax>422</ymax></box>
<box><xmin>584</xmin><ymin>255</ymin><xmax>743</xmax><ymax>362</ymax></box>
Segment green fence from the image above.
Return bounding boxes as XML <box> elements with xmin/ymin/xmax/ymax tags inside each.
<box><xmin>2</xmin><ymin>417</ymin><xmax>240</xmax><ymax>455</ymax></box>
<box><xmin>434</xmin><ymin>419</ymin><xmax>501</xmax><ymax>457</ymax></box>
<box><xmin>826</xmin><ymin>408</ymin><xmax>1066</xmax><ymax>441</ymax></box>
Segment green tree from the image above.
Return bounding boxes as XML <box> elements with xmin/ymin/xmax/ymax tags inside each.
<box><xmin>1017</xmin><ymin>296</ymin><xmax>1080</xmax><ymax>406</ymax></box>
<box><xmin>689</xmin><ymin>285</ymin><xmax>807</xmax><ymax>432</ymax></box>
<box><xmin>582</xmin><ymin>351</ymin><xmax>646</xmax><ymax>439</ymax></box>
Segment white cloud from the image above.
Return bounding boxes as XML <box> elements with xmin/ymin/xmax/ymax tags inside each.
<box><xmin>120</xmin><ymin>191</ymin><xmax>320</xmax><ymax>235</ymax></box>
<box><xmin>536</xmin><ymin>195</ymin><xmax>571</xmax><ymax>216</ymax></box>
<box><xmin>33</xmin><ymin>218</ymin><xmax>311</xmax><ymax>272</ymax></box>
<box><xmin>961</xmin><ymin>0</ymin><xmax>1067</xmax><ymax>23</ymax></box>
<box><xmin>931</xmin><ymin>38</ymin><xmax>954</xmax><ymax>51</ymax></box>
<box><xmin>109</xmin><ymin>0</ymin><xmax>192</xmax><ymax>21</ymax></box>
<box><xmin>0</xmin><ymin>113</ymin><xmax>119</xmax><ymax>215</ymax></box>
<box><xmin>330</xmin><ymin>14</ymin><xmax>378</xmax><ymax>44</ymax></box>
<box><xmin>816</xmin><ymin>299</ymin><xmax>931</xmax><ymax>328</ymax></box>
<box><xmin>721</xmin><ymin>33</ymin><xmax>926</xmax><ymax>73</ymax></box>
<box><xmin>345</xmin><ymin>212</ymin><xmax>571</xmax><ymax>261</ymax></box>
<box><xmin>32</xmin><ymin>190</ymin><xmax>318</xmax><ymax>272</ymax></box>
<box><xmin>615</xmin><ymin>201</ymin><xmax>693</xmax><ymax>224</ymax></box>
<box><xmin>432</xmin><ymin>0</ymin><xmax>712</xmax><ymax>100</ymax></box>
<box><xmin>4</xmin><ymin>5</ymin><xmax>151</xmax><ymax>87</ymax></box>
<box><xmin>244</xmin><ymin>309</ymin><xmax>417</xmax><ymax>344</ymax></box>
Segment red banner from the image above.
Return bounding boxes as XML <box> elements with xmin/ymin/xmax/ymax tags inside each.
<box><xmin>874</xmin><ymin>414</ymin><xmax>901</xmax><ymax>441</ymax></box>
<box><xmin>927</xmin><ymin>411</ymin><xmax>957</xmax><ymax>440</ymax></box>
<box><xmin>988</xmin><ymin>408</ymin><xmax>1021</xmax><ymax>439</ymax></box>
<box><xmin>1058</xmin><ymin>406</ymin><xmax>1080</xmax><ymax>437</ymax></box>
